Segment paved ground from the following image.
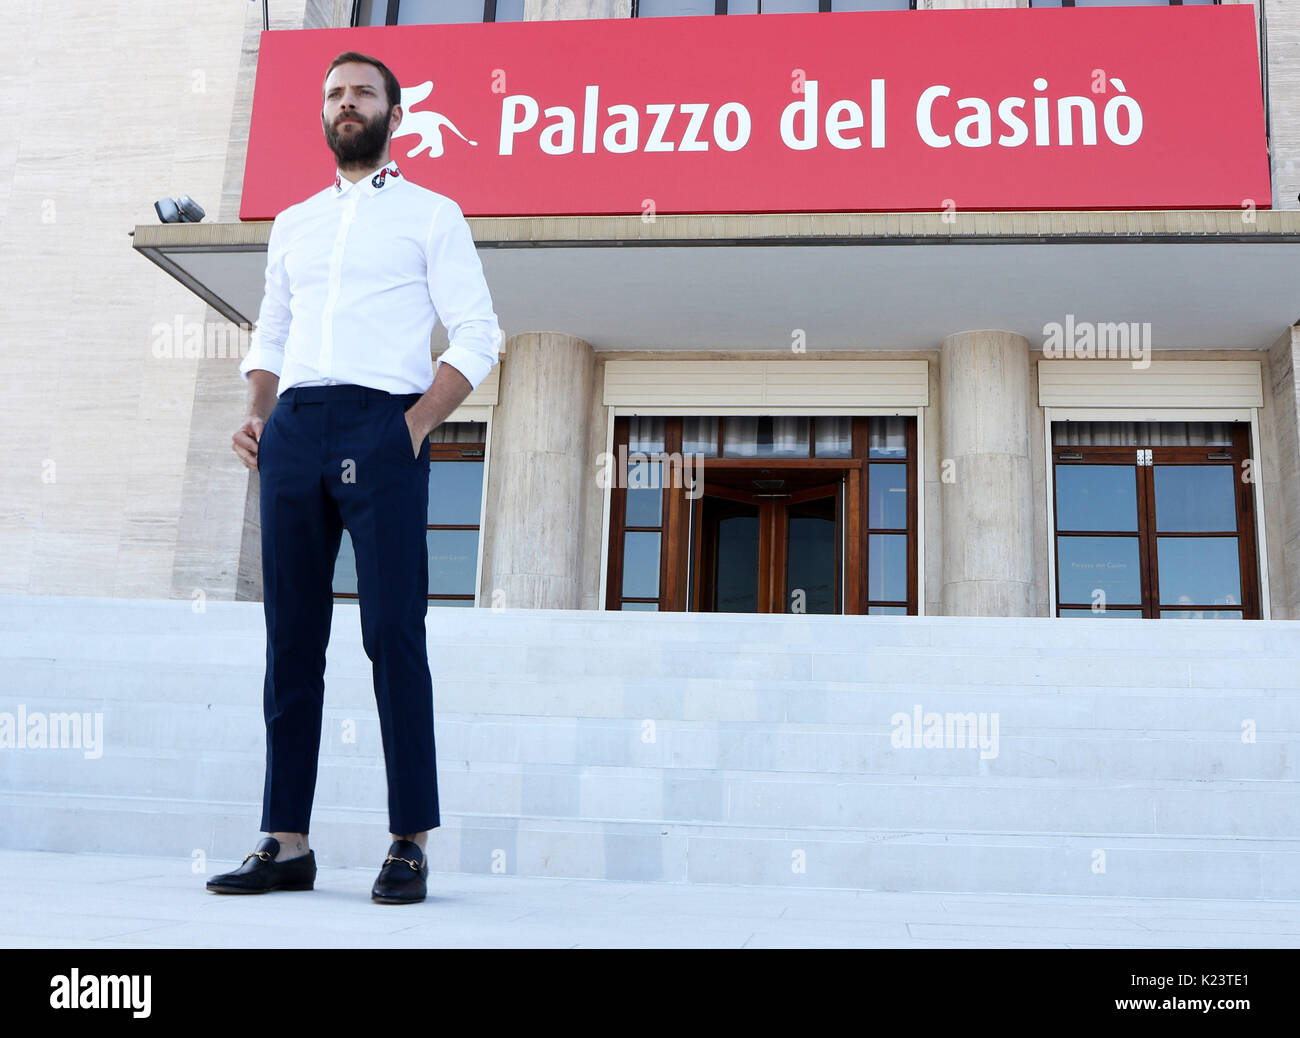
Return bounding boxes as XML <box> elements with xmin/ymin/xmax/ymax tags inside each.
<box><xmin>2</xmin><ymin>849</ymin><xmax>1299</xmax><ymax>948</ymax></box>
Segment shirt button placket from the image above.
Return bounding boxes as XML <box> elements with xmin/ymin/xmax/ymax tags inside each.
<box><xmin>319</xmin><ymin>192</ymin><xmax>358</xmax><ymax>381</ymax></box>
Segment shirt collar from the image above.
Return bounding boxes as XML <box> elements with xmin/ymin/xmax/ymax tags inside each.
<box><xmin>332</xmin><ymin>159</ymin><xmax>402</xmax><ymax>199</ymax></box>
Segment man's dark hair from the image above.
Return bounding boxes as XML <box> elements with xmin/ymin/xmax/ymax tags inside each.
<box><xmin>322</xmin><ymin>51</ymin><xmax>402</xmax><ymax>111</ymax></box>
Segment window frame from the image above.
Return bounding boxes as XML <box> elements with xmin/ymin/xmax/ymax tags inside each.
<box><xmin>352</xmin><ymin>1</ymin><xmax>518</xmax><ymax>26</ymax></box>
<box><xmin>1028</xmin><ymin>1</ymin><xmax>1220</xmax><ymax>7</ymax></box>
<box><xmin>1049</xmin><ymin>422</ymin><xmax>1259</xmax><ymax>618</ymax></box>
<box><xmin>604</xmin><ymin>414</ymin><xmax>918</xmax><ymax>614</ymax></box>
<box><xmin>332</xmin><ymin>427</ymin><xmax>488</xmax><ymax>605</ymax></box>
<box><xmin>423</xmin><ymin>436</ymin><xmax>489</xmax><ymax>607</ymax></box>
<box><xmin>631</xmin><ymin>2</ymin><xmax>918</xmax><ymax>15</ymax></box>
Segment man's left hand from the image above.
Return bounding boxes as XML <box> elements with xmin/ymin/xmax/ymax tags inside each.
<box><xmin>402</xmin><ymin>407</ymin><xmax>428</xmax><ymax>460</ymax></box>
<box><xmin>402</xmin><ymin>364</ymin><xmax>473</xmax><ymax>459</ymax></box>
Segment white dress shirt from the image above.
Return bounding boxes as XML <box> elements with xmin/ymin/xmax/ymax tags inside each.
<box><xmin>239</xmin><ymin>158</ymin><xmax>502</xmax><ymax>395</ymax></box>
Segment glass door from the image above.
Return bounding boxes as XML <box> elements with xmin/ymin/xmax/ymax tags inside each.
<box><xmin>782</xmin><ymin>485</ymin><xmax>840</xmax><ymax>614</ymax></box>
<box><xmin>697</xmin><ymin>487</ymin><xmax>762</xmax><ymax>612</ymax></box>
<box><xmin>691</xmin><ymin>475</ymin><xmax>842</xmax><ymax>613</ymax></box>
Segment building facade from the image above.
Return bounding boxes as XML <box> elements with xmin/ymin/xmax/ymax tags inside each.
<box><xmin>4</xmin><ymin>0</ymin><xmax>1299</xmax><ymax>620</ymax></box>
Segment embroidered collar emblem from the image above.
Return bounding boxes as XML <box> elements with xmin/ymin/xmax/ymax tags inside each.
<box><xmin>371</xmin><ymin>166</ymin><xmax>401</xmax><ymax>189</ymax></box>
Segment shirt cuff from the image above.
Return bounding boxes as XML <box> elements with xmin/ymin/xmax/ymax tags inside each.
<box><xmin>435</xmin><ymin>344</ymin><xmax>496</xmax><ymax>392</ymax></box>
<box><xmin>238</xmin><ymin>344</ymin><xmax>284</xmax><ymax>382</ymax></box>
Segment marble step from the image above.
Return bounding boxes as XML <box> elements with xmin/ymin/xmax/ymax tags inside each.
<box><xmin>4</xmin><ymin>665</ymin><xmax>1295</xmax><ymax>730</ymax></box>
<box><xmin>5</xmin><ymin>748</ymin><xmax>1297</xmax><ymax>837</ymax></box>
<box><xmin>2</xmin><ymin>791</ymin><xmax>1296</xmax><ymax>900</ymax></box>
<box><xmin>3</xmin><ymin>596</ymin><xmax>1299</xmax><ymax>658</ymax></box>
<box><xmin>1</xmin><ymin>700</ymin><xmax>1293</xmax><ymax>780</ymax></box>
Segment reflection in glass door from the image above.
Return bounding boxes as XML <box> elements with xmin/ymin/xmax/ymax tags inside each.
<box><xmin>784</xmin><ymin>489</ymin><xmax>839</xmax><ymax>614</ymax></box>
<box><xmin>1052</xmin><ymin>422</ymin><xmax>1258</xmax><ymax>618</ymax></box>
<box><xmin>692</xmin><ymin>478</ymin><xmax>841</xmax><ymax>614</ymax></box>
<box><xmin>702</xmin><ymin>494</ymin><xmax>761</xmax><ymax>612</ymax></box>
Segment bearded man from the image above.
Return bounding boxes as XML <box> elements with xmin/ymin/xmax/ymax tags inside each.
<box><xmin>214</xmin><ymin>50</ymin><xmax>501</xmax><ymax>905</ymax></box>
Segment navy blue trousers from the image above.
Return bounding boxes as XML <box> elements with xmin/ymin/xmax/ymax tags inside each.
<box><xmin>255</xmin><ymin>383</ymin><xmax>439</xmax><ymax>836</ymax></box>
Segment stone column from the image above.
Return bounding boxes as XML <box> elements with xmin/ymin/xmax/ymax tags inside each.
<box><xmin>480</xmin><ymin>332</ymin><xmax>598</xmax><ymax>609</ymax></box>
<box><xmin>938</xmin><ymin>330</ymin><xmax>1035</xmax><ymax>616</ymax></box>
<box><xmin>1266</xmin><ymin>326</ymin><xmax>1300</xmax><ymax>618</ymax></box>
<box><xmin>1264</xmin><ymin>0</ymin><xmax>1300</xmax><ymax>213</ymax></box>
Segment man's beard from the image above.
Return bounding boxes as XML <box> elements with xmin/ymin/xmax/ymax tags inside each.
<box><xmin>324</xmin><ymin>107</ymin><xmax>391</xmax><ymax>167</ymax></box>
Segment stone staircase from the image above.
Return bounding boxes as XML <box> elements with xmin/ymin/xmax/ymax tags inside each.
<box><xmin>1</xmin><ymin>595</ymin><xmax>1298</xmax><ymax>898</ymax></box>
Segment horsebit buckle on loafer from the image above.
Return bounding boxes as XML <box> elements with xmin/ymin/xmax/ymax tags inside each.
<box><xmin>385</xmin><ymin>854</ymin><xmax>422</xmax><ymax>872</ymax></box>
<box><xmin>243</xmin><ymin>850</ymin><xmax>273</xmax><ymax>864</ymax></box>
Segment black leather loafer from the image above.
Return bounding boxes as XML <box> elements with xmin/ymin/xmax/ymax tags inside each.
<box><xmin>206</xmin><ymin>836</ymin><xmax>316</xmax><ymax>894</ymax></box>
<box><xmin>371</xmin><ymin>839</ymin><xmax>428</xmax><ymax>904</ymax></box>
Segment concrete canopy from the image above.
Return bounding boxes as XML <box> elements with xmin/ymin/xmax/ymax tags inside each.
<box><xmin>132</xmin><ymin>210</ymin><xmax>1300</xmax><ymax>352</ymax></box>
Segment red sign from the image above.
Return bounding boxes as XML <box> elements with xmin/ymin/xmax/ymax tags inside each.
<box><xmin>240</xmin><ymin>7</ymin><xmax>1270</xmax><ymax>220</ymax></box>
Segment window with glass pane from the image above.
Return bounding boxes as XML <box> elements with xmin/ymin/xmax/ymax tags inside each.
<box><xmin>1057</xmin><ymin>535</ymin><xmax>1143</xmax><ymax>607</ymax></box>
<box><xmin>832</xmin><ymin>0</ymin><xmax>912</xmax><ymax>9</ymax></box>
<box><xmin>1157</xmin><ymin>537</ymin><xmax>1241</xmax><ymax>612</ymax></box>
<box><xmin>431</xmin><ymin>421</ymin><xmax>487</xmax><ymax>444</ymax></box>
<box><xmin>398</xmin><ymin>0</ymin><xmax>487</xmax><ymax>23</ymax></box>
<box><xmin>628</xmin><ymin>416</ymin><xmax>665</xmax><ymax>453</ymax></box>
<box><xmin>1160</xmin><ymin>609</ymin><xmax>1242</xmax><ymax>619</ymax></box>
<box><xmin>868</xmin><ymin>416</ymin><xmax>907</xmax><ymax>458</ymax></box>
<box><xmin>622</xmin><ymin>531</ymin><xmax>662</xmax><ymax>602</ymax></box>
<box><xmin>1058</xmin><ymin>607</ymin><xmax>1142</xmax><ymax>618</ymax></box>
<box><xmin>723</xmin><ymin>416</ymin><xmax>809</xmax><ymax>457</ymax></box>
<box><xmin>1053</xmin><ymin>422</ymin><xmax>1236</xmax><ymax>447</ymax></box>
<box><xmin>864</xmin><ymin>417</ymin><xmax>909</xmax><ymax>611</ymax></box>
<box><xmin>1031</xmin><ymin>0</ymin><xmax>1213</xmax><ymax>6</ymax></box>
<box><xmin>786</xmin><ymin>496</ymin><xmax>837</xmax><ymax>613</ymax></box>
<box><xmin>1073</xmin><ymin>0</ymin><xmax>1208</xmax><ymax>5</ymax></box>
<box><xmin>814</xmin><ymin>417</ymin><xmax>852</xmax><ymax>458</ymax></box>
<box><xmin>714</xmin><ymin>511</ymin><xmax>759</xmax><ymax>610</ymax></box>
<box><xmin>608</xmin><ymin>414</ymin><xmax>917</xmax><ymax>614</ymax></box>
<box><xmin>683</xmin><ymin>416</ymin><xmax>719</xmax><ymax>457</ymax></box>
<box><xmin>1055</xmin><ymin>465</ymin><xmax>1137</xmax><ymax>532</ymax></box>
<box><xmin>1153</xmin><ymin>466</ymin><xmax>1235</xmax><ymax>533</ymax></box>
<box><xmin>358</xmin><ymin>0</ymin><xmax>526</xmax><ymax>24</ymax></box>
<box><xmin>426</xmin><ymin>460</ymin><xmax>484</xmax><ymax>602</ymax></box>
<box><xmin>355</xmin><ymin>0</ymin><xmax>388</xmax><ymax>25</ymax></box>
<box><xmin>625</xmin><ymin>458</ymin><xmax>663</xmax><ymax>526</ymax></box>
<box><xmin>1153</xmin><ymin>465</ymin><xmax>1243</xmax><ymax>616</ymax></box>
<box><xmin>619</xmin><ymin>417</ymin><xmax>665</xmax><ymax>610</ymax></box>
<box><xmin>638</xmin><ymin>0</ymin><xmax>916</xmax><ymax>10</ymax></box>
<box><xmin>492</xmin><ymin>0</ymin><xmax>526</xmax><ymax>19</ymax></box>
<box><xmin>868</xmin><ymin>463</ymin><xmax>907</xmax><ymax>528</ymax></box>
<box><xmin>867</xmin><ymin>534</ymin><xmax>907</xmax><ymax>602</ymax></box>
<box><xmin>1052</xmin><ymin>421</ymin><xmax>1256</xmax><ymax>619</ymax></box>
<box><xmin>636</xmin><ymin>0</ymin><xmax>717</xmax><ymax>15</ymax></box>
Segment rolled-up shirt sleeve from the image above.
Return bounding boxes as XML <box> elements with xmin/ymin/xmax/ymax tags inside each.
<box><xmin>426</xmin><ymin>198</ymin><xmax>502</xmax><ymax>392</ymax></box>
<box><xmin>239</xmin><ymin>214</ymin><xmax>290</xmax><ymax>381</ymax></box>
